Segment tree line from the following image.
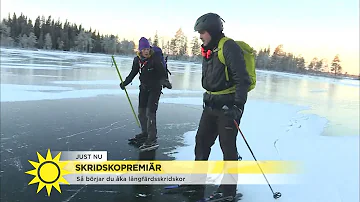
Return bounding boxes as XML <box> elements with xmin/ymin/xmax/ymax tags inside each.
<box><xmin>256</xmin><ymin>45</ymin><xmax>344</xmax><ymax>76</ymax></box>
<box><xmin>0</xmin><ymin>12</ymin><xmax>355</xmax><ymax>78</ymax></box>
<box><xmin>0</xmin><ymin>13</ymin><xmax>135</xmax><ymax>54</ymax></box>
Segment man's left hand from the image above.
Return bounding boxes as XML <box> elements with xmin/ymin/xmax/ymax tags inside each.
<box><xmin>222</xmin><ymin>105</ymin><xmax>243</xmax><ymax>120</ymax></box>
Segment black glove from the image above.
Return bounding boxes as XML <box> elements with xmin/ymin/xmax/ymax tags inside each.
<box><xmin>119</xmin><ymin>82</ymin><xmax>126</xmax><ymax>90</ymax></box>
<box><xmin>161</xmin><ymin>79</ymin><xmax>172</xmax><ymax>89</ymax></box>
<box><xmin>222</xmin><ymin>104</ymin><xmax>243</xmax><ymax>120</ymax></box>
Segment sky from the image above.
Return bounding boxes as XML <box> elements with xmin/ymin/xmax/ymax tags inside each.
<box><xmin>1</xmin><ymin>0</ymin><xmax>359</xmax><ymax>75</ymax></box>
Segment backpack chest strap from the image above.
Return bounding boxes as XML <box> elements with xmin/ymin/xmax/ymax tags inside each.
<box><xmin>138</xmin><ymin>60</ymin><xmax>149</xmax><ymax>73</ymax></box>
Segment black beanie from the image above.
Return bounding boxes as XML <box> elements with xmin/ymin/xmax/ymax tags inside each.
<box><xmin>208</xmin><ymin>28</ymin><xmax>222</xmax><ymax>40</ymax></box>
<box><xmin>203</xmin><ymin>29</ymin><xmax>224</xmax><ymax>50</ymax></box>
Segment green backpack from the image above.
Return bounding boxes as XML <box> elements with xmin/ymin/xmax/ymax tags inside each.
<box><xmin>217</xmin><ymin>37</ymin><xmax>256</xmax><ymax>92</ymax></box>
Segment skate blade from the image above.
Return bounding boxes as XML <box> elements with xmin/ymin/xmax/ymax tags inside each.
<box><xmin>139</xmin><ymin>145</ymin><xmax>159</xmax><ymax>152</ymax></box>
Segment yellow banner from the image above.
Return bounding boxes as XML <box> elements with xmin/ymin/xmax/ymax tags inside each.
<box><xmin>25</xmin><ymin>150</ymin><xmax>301</xmax><ymax>197</ymax></box>
<box><xmin>62</xmin><ymin>160</ymin><xmax>302</xmax><ymax>174</ymax></box>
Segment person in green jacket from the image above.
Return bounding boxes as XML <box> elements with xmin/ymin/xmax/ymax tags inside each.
<box><xmin>190</xmin><ymin>13</ymin><xmax>251</xmax><ymax>201</ymax></box>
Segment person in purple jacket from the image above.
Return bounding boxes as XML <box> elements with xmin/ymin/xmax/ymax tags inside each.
<box><xmin>120</xmin><ymin>37</ymin><xmax>172</xmax><ymax>151</ymax></box>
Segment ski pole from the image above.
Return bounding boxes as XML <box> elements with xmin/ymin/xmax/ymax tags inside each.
<box><xmin>165</xmin><ymin>56</ymin><xmax>171</xmax><ymax>75</ymax></box>
<box><xmin>111</xmin><ymin>55</ymin><xmax>140</xmax><ymax>128</ymax></box>
<box><xmin>233</xmin><ymin>120</ymin><xmax>282</xmax><ymax>199</ymax></box>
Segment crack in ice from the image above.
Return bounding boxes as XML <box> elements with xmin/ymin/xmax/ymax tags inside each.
<box><xmin>62</xmin><ymin>185</ymin><xmax>87</xmax><ymax>202</ymax></box>
<box><xmin>57</xmin><ymin>121</ymin><xmax>122</xmax><ymax>140</ymax></box>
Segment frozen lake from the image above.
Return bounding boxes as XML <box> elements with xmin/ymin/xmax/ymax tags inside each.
<box><xmin>1</xmin><ymin>47</ymin><xmax>359</xmax><ymax>202</ymax></box>
<box><xmin>1</xmin><ymin>47</ymin><xmax>359</xmax><ymax>137</ymax></box>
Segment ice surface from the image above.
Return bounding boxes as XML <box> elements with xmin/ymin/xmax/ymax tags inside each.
<box><xmin>0</xmin><ymin>83</ymin><xmax>204</xmax><ymax>102</ymax></box>
<box><xmin>1</xmin><ymin>63</ymin><xmax>73</xmax><ymax>70</ymax></box>
<box><xmin>1</xmin><ymin>48</ymin><xmax>359</xmax><ymax>201</ymax></box>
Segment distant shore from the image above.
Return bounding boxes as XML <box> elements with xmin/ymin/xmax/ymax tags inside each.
<box><xmin>1</xmin><ymin>46</ymin><xmax>359</xmax><ymax>81</ymax></box>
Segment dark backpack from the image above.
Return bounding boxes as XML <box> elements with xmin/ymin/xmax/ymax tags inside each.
<box><xmin>152</xmin><ymin>46</ymin><xmax>171</xmax><ymax>75</ymax></box>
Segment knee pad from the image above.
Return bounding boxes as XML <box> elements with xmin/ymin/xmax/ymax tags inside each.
<box><xmin>146</xmin><ymin>108</ymin><xmax>156</xmax><ymax>122</ymax></box>
<box><xmin>146</xmin><ymin>109</ymin><xmax>156</xmax><ymax>119</ymax></box>
<box><xmin>138</xmin><ymin>108</ymin><xmax>146</xmax><ymax>118</ymax></box>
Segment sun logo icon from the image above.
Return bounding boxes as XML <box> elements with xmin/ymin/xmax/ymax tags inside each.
<box><xmin>25</xmin><ymin>149</ymin><xmax>71</xmax><ymax>196</ymax></box>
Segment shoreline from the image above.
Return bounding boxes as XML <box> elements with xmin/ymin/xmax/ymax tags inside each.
<box><xmin>1</xmin><ymin>46</ymin><xmax>358</xmax><ymax>81</ymax></box>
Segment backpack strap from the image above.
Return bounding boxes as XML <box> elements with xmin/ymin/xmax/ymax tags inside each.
<box><xmin>206</xmin><ymin>36</ymin><xmax>243</xmax><ymax>96</ymax></box>
<box><xmin>217</xmin><ymin>36</ymin><xmax>231</xmax><ymax>81</ymax></box>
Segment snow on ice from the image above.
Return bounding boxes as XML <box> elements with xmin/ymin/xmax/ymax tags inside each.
<box><xmin>161</xmin><ymin>97</ymin><xmax>359</xmax><ymax>202</ymax></box>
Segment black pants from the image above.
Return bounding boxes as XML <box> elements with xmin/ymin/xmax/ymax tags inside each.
<box><xmin>138</xmin><ymin>85</ymin><xmax>162</xmax><ymax>142</ymax></box>
<box><xmin>194</xmin><ymin>106</ymin><xmax>242</xmax><ymax>196</ymax></box>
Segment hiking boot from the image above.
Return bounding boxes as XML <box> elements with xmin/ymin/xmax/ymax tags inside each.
<box><xmin>128</xmin><ymin>132</ymin><xmax>147</xmax><ymax>142</ymax></box>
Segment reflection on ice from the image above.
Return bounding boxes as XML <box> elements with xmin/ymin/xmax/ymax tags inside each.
<box><xmin>1</xmin><ymin>47</ymin><xmax>359</xmax><ymax>136</ymax></box>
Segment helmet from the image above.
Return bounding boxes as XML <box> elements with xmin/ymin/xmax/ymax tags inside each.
<box><xmin>194</xmin><ymin>13</ymin><xmax>224</xmax><ymax>33</ymax></box>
